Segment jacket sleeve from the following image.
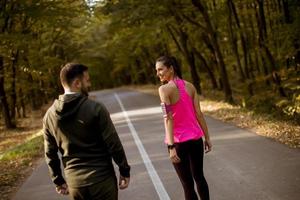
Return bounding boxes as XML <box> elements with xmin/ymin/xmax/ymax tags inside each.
<box><xmin>43</xmin><ymin>119</ymin><xmax>66</xmax><ymax>186</ymax></box>
<box><xmin>97</xmin><ymin>103</ymin><xmax>131</xmax><ymax>177</ymax></box>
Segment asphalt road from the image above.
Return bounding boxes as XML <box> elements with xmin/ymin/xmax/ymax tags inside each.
<box><xmin>13</xmin><ymin>89</ymin><xmax>300</xmax><ymax>200</ymax></box>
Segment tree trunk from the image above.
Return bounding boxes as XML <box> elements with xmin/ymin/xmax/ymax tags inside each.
<box><xmin>0</xmin><ymin>0</ymin><xmax>8</xmax><ymax>15</ymax></box>
<box><xmin>0</xmin><ymin>56</ymin><xmax>15</xmax><ymax>128</ymax></box>
<box><xmin>178</xmin><ymin>29</ymin><xmax>202</xmax><ymax>94</ymax></box>
<box><xmin>193</xmin><ymin>48</ymin><xmax>218</xmax><ymax>89</ymax></box>
<box><xmin>248</xmin><ymin>3</ymin><xmax>261</xmax><ymax>75</ymax></box>
<box><xmin>192</xmin><ymin>0</ymin><xmax>234</xmax><ymax>103</ymax></box>
<box><xmin>230</xmin><ymin>1</ymin><xmax>251</xmax><ymax>79</ymax></box>
<box><xmin>27</xmin><ymin>73</ymin><xmax>38</xmax><ymax>110</ymax></box>
<box><xmin>227</xmin><ymin>0</ymin><xmax>245</xmax><ymax>81</ymax></box>
<box><xmin>239</xmin><ymin>6</ymin><xmax>251</xmax><ymax>80</ymax></box>
<box><xmin>141</xmin><ymin>47</ymin><xmax>156</xmax><ymax>84</ymax></box>
<box><xmin>201</xmin><ymin>33</ymin><xmax>218</xmax><ymax>72</ymax></box>
<box><xmin>166</xmin><ymin>25</ymin><xmax>184</xmax><ymax>53</ymax></box>
<box><xmin>265</xmin><ymin>0</ymin><xmax>274</xmax><ymax>33</ymax></box>
<box><xmin>255</xmin><ymin>2</ymin><xmax>270</xmax><ymax>86</ymax></box>
<box><xmin>10</xmin><ymin>49</ymin><xmax>19</xmax><ymax>124</ymax></box>
<box><xmin>256</xmin><ymin>1</ymin><xmax>287</xmax><ymax>97</ymax></box>
<box><xmin>248</xmin><ymin>52</ymin><xmax>255</xmax><ymax>79</ymax></box>
<box><xmin>282</xmin><ymin>0</ymin><xmax>292</xmax><ymax>23</ymax></box>
<box><xmin>212</xmin><ymin>0</ymin><xmax>217</xmax><ymax>9</ymax></box>
<box><xmin>18</xmin><ymin>88</ymin><xmax>26</xmax><ymax>118</ymax></box>
<box><xmin>263</xmin><ymin>45</ymin><xmax>287</xmax><ymax>97</ymax></box>
<box><xmin>261</xmin><ymin>55</ymin><xmax>271</xmax><ymax>86</ymax></box>
<box><xmin>277</xmin><ymin>0</ymin><xmax>282</xmax><ymax>10</ymax></box>
<box><xmin>254</xmin><ymin>49</ymin><xmax>261</xmax><ymax>74</ymax></box>
<box><xmin>257</xmin><ymin>0</ymin><xmax>268</xmax><ymax>39</ymax></box>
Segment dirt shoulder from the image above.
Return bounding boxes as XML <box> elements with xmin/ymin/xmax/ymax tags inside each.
<box><xmin>0</xmin><ymin>104</ymin><xmax>50</xmax><ymax>200</ymax></box>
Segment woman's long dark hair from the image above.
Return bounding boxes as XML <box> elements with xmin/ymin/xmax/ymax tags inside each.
<box><xmin>156</xmin><ymin>56</ymin><xmax>182</xmax><ymax>79</ymax></box>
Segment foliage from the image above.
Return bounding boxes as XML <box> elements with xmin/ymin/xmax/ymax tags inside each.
<box><xmin>1</xmin><ymin>0</ymin><xmax>300</xmax><ymax>128</ymax></box>
<box><xmin>0</xmin><ymin>0</ymin><xmax>91</xmax><ymax>128</ymax></box>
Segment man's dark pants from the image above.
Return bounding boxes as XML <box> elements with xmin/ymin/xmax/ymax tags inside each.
<box><xmin>68</xmin><ymin>175</ymin><xmax>118</xmax><ymax>200</ymax></box>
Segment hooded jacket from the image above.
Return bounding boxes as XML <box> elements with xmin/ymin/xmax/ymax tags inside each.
<box><xmin>43</xmin><ymin>93</ymin><xmax>130</xmax><ymax>187</ymax></box>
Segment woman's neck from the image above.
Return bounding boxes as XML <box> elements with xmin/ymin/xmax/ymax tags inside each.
<box><xmin>168</xmin><ymin>76</ymin><xmax>179</xmax><ymax>83</ymax></box>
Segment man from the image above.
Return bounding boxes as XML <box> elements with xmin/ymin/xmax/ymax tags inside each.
<box><xmin>43</xmin><ymin>63</ymin><xmax>130</xmax><ymax>200</ymax></box>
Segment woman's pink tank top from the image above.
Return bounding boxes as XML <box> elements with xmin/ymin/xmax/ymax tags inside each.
<box><xmin>165</xmin><ymin>79</ymin><xmax>204</xmax><ymax>144</ymax></box>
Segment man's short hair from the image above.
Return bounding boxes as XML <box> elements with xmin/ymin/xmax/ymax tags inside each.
<box><xmin>60</xmin><ymin>63</ymin><xmax>88</xmax><ymax>87</ymax></box>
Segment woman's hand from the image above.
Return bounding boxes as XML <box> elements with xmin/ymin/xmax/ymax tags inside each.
<box><xmin>169</xmin><ymin>148</ymin><xmax>181</xmax><ymax>163</ymax></box>
<box><xmin>204</xmin><ymin>139</ymin><xmax>212</xmax><ymax>153</ymax></box>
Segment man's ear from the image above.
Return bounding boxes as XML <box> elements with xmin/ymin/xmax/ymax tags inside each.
<box><xmin>72</xmin><ymin>78</ymin><xmax>82</xmax><ymax>89</ymax></box>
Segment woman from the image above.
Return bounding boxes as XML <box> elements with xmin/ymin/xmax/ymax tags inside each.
<box><xmin>155</xmin><ymin>56</ymin><xmax>212</xmax><ymax>200</ymax></box>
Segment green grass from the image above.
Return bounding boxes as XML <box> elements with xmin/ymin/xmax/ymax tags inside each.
<box><xmin>0</xmin><ymin>135</ymin><xmax>43</xmax><ymax>161</ymax></box>
<box><xmin>0</xmin><ymin>135</ymin><xmax>44</xmax><ymax>200</ymax></box>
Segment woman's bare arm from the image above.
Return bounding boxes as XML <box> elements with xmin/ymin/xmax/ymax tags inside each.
<box><xmin>158</xmin><ymin>85</ymin><xmax>181</xmax><ymax>163</ymax></box>
<box><xmin>192</xmin><ymin>85</ymin><xmax>212</xmax><ymax>153</ymax></box>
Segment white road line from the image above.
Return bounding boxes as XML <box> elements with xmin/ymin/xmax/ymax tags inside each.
<box><xmin>114</xmin><ymin>93</ymin><xmax>170</xmax><ymax>200</ymax></box>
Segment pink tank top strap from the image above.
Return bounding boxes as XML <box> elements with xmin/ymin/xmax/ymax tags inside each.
<box><xmin>173</xmin><ymin>79</ymin><xmax>185</xmax><ymax>93</ymax></box>
<box><xmin>173</xmin><ymin>79</ymin><xmax>191</xmax><ymax>100</ymax></box>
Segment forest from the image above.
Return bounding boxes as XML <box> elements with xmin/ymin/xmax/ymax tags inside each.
<box><xmin>0</xmin><ymin>0</ymin><xmax>299</xmax><ymax>129</ymax></box>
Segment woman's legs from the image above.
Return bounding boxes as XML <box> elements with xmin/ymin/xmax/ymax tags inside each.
<box><xmin>189</xmin><ymin>138</ymin><xmax>210</xmax><ymax>200</ymax></box>
<box><xmin>173</xmin><ymin>142</ymin><xmax>198</xmax><ymax>200</ymax></box>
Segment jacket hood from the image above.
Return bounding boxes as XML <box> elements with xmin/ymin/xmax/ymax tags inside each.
<box><xmin>54</xmin><ymin>93</ymin><xmax>87</xmax><ymax>120</ymax></box>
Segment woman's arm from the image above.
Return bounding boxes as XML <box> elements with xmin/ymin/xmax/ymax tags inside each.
<box><xmin>192</xmin><ymin>86</ymin><xmax>212</xmax><ymax>153</ymax></box>
<box><xmin>158</xmin><ymin>86</ymin><xmax>173</xmax><ymax>145</ymax></box>
<box><xmin>158</xmin><ymin>86</ymin><xmax>180</xmax><ymax>163</ymax></box>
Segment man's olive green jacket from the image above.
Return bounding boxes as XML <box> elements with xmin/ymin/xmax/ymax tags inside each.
<box><xmin>43</xmin><ymin>93</ymin><xmax>130</xmax><ymax>187</ymax></box>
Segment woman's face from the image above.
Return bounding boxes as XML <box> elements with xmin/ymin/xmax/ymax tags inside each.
<box><xmin>155</xmin><ymin>61</ymin><xmax>173</xmax><ymax>82</ymax></box>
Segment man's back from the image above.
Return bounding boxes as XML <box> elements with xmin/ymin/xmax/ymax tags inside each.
<box><xmin>43</xmin><ymin>93</ymin><xmax>129</xmax><ymax>188</ymax></box>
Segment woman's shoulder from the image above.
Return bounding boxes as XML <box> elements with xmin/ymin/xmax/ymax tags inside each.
<box><xmin>183</xmin><ymin>80</ymin><xmax>194</xmax><ymax>89</ymax></box>
<box><xmin>158</xmin><ymin>82</ymin><xmax>177</xmax><ymax>96</ymax></box>
<box><xmin>183</xmin><ymin>80</ymin><xmax>196</xmax><ymax>95</ymax></box>
<box><xmin>159</xmin><ymin>82</ymin><xmax>176</xmax><ymax>90</ymax></box>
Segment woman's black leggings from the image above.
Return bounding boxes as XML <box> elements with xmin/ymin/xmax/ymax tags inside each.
<box><xmin>172</xmin><ymin>138</ymin><xmax>210</xmax><ymax>200</ymax></box>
